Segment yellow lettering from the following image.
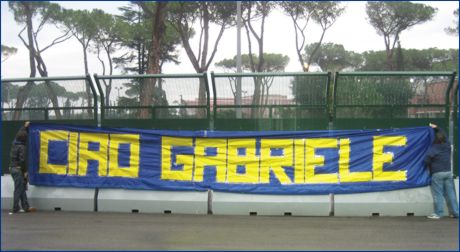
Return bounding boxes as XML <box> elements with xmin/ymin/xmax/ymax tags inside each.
<box><xmin>227</xmin><ymin>139</ymin><xmax>259</xmax><ymax>183</ymax></box>
<box><xmin>372</xmin><ymin>136</ymin><xmax>407</xmax><ymax>181</ymax></box>
<box><xmin>39</xmin><ymin>131</ymin><xmax>68</xmax><ymax>175</ymax></box>
<box><xmin>260</xmin><ymin>139</ymin><xmax>293</xmax><ymax>184</ymax></box>
<box><xmin>161</xmin><ymin>137</ymin><xmax>193</xmax><ymax>181</ymax></box>
<box><xmin>305</xmin><ymin>138</ymin><xmax>339</xmax><ymax>184</ymax></box>
<box><xmin>67</xmin><ymin>132</ymin><xmax>79</xmax><ymax>175</ymax></box>
<box><xmin>339</xmin><ymin>138</ymin><xmax>372</xmax><ymax>182</ymax></box>
<box><xmin>78</xmin><ymin>133</ymin><xmax>109</xmax><ymax>177</ymax></box>
<box><xmin>108</xmin><ymin>134</ymin><xmax>140</xmax><ymax>178</ymax></box>
<box><xmin>194</xmin><ymin>138</ymin><xmax>227</xmax><ymax>183</ymax></box>
<box><xmin>294</xmin><ymin>139</ymin><xmax>305</xmax><ymax>184</ymax></box>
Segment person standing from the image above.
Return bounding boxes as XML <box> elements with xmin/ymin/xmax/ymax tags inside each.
<box><xmin>9</xmin><ymin>121</ymin><xmax>36</xmax><ymax>214</ymax></box>
<box><xmin>425</xmin><ymin>123</ymin><xmax>459</xmax><ymax>219</ymax></box>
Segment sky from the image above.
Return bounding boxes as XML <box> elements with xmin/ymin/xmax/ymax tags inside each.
<box><xmin>1</xmin><ymin>1</ymin><xmax>459</xmax><ymax>79</ymax></box>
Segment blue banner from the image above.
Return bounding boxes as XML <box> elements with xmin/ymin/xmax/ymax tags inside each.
<box><xmin>28</xmin><ymin>123</ymin><xmax>433</xmax><ymax>195</ymax></box>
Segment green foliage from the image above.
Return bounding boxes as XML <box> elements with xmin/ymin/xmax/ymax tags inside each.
<box><xmin>1</xmin><ymin>82</ymin><xmax>20</xmax><ymax>105</ymax></box>
<box><xmin>215</xmin><ymin>53</ymin><xmax>290</xmax><ymax>72</ymax></box>
<box><xmin>360</xmin><ymin>51</ymin><xmax>389</xmax><ymax>71</ymax></box>
<box><xmin>291</xmin><ymin>76</ymin><xmax>328</xmax><ymax>105</ymax></box>
<box><xmin>366</xmin><ymin>2</ymin><xmax>436</xmax><ymax>37</ymax></box>
<box><xmin>8</xmin><ymin>1</ymin><xmax>64</xmax><ymax>24</ymax></box>
<box><xmin>279</xmin><ymin>2</ymin><xmax>345</xmax><ymax>71</ymax></box>
<box><xmin>336</xmin><ymin>77</ymin><xmax>414</xmax><ymax>118</ymax></box>
<box><xmin>115</xmin><ymin>3</ymin><xmax>180</xmax><ymax>74</ymax></box>
<box><xmin>279</xmin><ymin>2</ymin><xmax>315</xmax><ymax>18</ymax></box>
<box><xmin>61</xmin><ymin>9</ymin><xmax>98</xmax><ymax>42</ymax></box>
<box><xmin>169</xmin><ymin>2</ymin><xmax>236</xmax><ymax>26</ymax></box>
<box><xmin>445</xmin><ymin>8</ymin><xmax>459</xmax><ymax>35</ymax></box>
<box><xmin>304</xmin><ymin>42</ymin><xmax>362</xmax><ymax>72</ymax></box>
<box><xmin>310</xmin><ymin>1</ymin><xmax>345</xmax><ymax>28</ymax></box>
<box><xmin>360</xmin><ymin>48</ymin><xmax>459</xmax><ymax>72</ymax></box>
<box><xmin>365</xmin><ymin>1</ymin><xmax>437</xmax><ymax>70</ymax></box>
<box><xmin>1</xmin><ymin>45</ymin><xmax>18</xmax><ymax>62</ymax></box>
<box><xmin>291</xmin><ymin>75</ymin><xmax>329</xmax><ymax>118</ymax></box>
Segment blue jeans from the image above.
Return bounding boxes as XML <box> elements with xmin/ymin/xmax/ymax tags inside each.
<box><xmin>431</xmin><ymin>171</ymin><xmax>459</xmax><ymax>217</ymax></box>
<box><xmin>10</xmin><ymin>167</ymin><xmax>29</xmax><ymax>212</ymax></box>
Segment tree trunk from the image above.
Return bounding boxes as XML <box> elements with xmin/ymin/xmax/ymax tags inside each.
<box><xmin>140</xmin><ymin>2</ymin><xmax>168</xmax><ymax>119</ymax></box>
<box><xmin>384</xmin><ymin>35</ymin><xmax>394</xmax><ymax>71</ymax></box>
<box><xmin>13</xmin><ymin>3</ymin><xmax>35</xmax><ymax>120</ymax></box>
<box><xmin>245</xmin><ymin>4</ymin><xmax>266</xmax><ymax>119</ymax></box>
<box><xmin>251</xmin><ymin>76</ymin><xmax>262</xmax><ymax>118</ymax></box>
<box><xmin>106</xmin><ymin>44</ymin><xmax>113</xmax><ymax>107</ymax></box>
<box><xmin>386</xmin><ymin>50</ymin><xmax>393</xmax><ymax>71</ymax></box>
<box><xmin>35</xmin><ymin>50</ymin><xmax>62</xmax><ymax>119</ymax></box>
<box><xmin>82</xmin><ymin>45</ymin><xmax>93</xmax><ymax>117</ymax></box>
<box><xmin>197</xmin><ymin>5</ymin><xmax>209</xmax><ymax>117</ymax></box>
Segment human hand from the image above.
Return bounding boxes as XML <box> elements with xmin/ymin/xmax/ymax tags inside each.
<box><xmin>24</xmin><ymin>121</ymin><xmax>30</xmax><ymax>128</ymax></box>
<box><xmin>429</xmin><ymin>123</ymin><xmax>437</xmax><ymax>128</ymax></box>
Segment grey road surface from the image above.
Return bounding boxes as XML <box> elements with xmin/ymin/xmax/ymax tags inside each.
<box><xmin>1</xmin><ymin>210</ymin><xmax>458</xmax><ymax>251</ymax></box>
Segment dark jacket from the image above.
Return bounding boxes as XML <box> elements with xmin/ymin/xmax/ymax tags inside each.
<box><xmin>9</xmin><ymin>140</ymin><xmax>27</xmax><ymax>173</ymax></box>
<box><xmin>424</xmin><ymin>128</ymin><xmax>451</xmax><ymax>174</ymax></box>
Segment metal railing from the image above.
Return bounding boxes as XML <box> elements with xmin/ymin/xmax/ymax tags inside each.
<box><xmin>333</xmin><ymin>72</ymin><xmax>457</xmax><ymax>129</ymax></box>
<box><xmin>1</xmin><ymin>71</ymin><xmax>458</xmax><ymax>174</ymax></box>
<box><xmin>210</xmin><ymin>72</ymin><xmax>331</xmax><ymax>130</ymax></box>
<box><xmin>1</xmin><ymin>75</ymin><xmax>98</xmax><ymax>121</ymax></box>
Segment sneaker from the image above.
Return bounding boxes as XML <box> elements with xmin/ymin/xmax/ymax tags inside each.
<box><xmin>8</xmin><ymin>209</ymin><xmax>20</xmax><ymax>215</ymax></box>
<box><xmin>449</xmin><ymin>214</ymin><xmax>459</xmax><ymax>219</ymax></box>
<box><xmin>427</xmin><ymin>214</ymin><xmax>441</xmax><ymax>219</ymax></box>
<box><xmin>25</xmin><ymin>207</ymin><xmax>37</xmax><ymax>213</ymax></box>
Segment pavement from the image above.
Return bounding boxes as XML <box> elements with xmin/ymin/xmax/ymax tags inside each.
<box><xmin>1</xmin><ymin>210</ymin><xmax>459</xmax><ymax>251</ymax></box>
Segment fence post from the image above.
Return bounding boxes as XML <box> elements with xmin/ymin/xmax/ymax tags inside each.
<box><xmin>445</xmin><ymin>72</ymin><xmax>457</xmax><ymax>134</ymax></box>
<box><xmin>203</xmin><ymin>72</ymin><xmax>212</xmax><ymax>131</ymax></box>
<box><xmin>93</xmin><ymin>74</ymin><xmax>105</xmax><ymax>126</ymax></box>
<box><xmin>331</xmin><ymin>72</ymin><xmax>340</xmax><ymax>130</ymax></box>
<box><xmin>210</xmin><ymin>72</ymin><xmax>217</xmax><ymax>131</ymax></box>
<box><xmin>86</xmin><ymin>74</ymin><xmax>99</xmax><ymax>124</ymax></box>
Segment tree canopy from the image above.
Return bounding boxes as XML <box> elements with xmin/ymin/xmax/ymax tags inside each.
<box><xmin>366</xmin><ymin>1</ymin><xmax>437</xmax><ymax>70</ymax></box>
<box><xmin>1</xmin><ymin>45</ymin><xmax>18</xmax><ymax>62</ymax></box>
<box><xmin>445</xmin><ymin>8</ymin><xmax>459</xmax><ymax>36</ymax></box>
<box><xmin>304</xmin><ymin>42</ymin><xmax>362</xmax><ymax>72</ymax></box>
<box><xmin>215</xmin><ymin>53</ymin><xmax>290</xmax><ymax>72</ymax></box>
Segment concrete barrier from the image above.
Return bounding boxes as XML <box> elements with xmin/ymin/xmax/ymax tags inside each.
<box><xmin>3</xmin><ymin>175</ymin><xmax>458</xmax><ymax>216</ymax></box>
<box><xmin>2</xmin><ymin>175</ymin><xmax>95</xmax><ymax>211</ymax></box>
<box><xmin>454</xmin><ymin>178</ymin><xmax>459</xmax><ymax>215</ymax></box>
<box><xmin>1</xmin><ymin>176</ymin><xmax>14</xmax><ymax>210</ymax></box>
<box><xmin>212</xmin><ymin>191</ymin><xmax>330</xmax><ymax>216</ymax></box>
<box><xmin>335</xmin><ymin>179</ymin><xmax>459</xmax><ymax>217</ymax></box>
<box><xmin>27</xmin><ymin>186</ymin><xmax>95</xmax><ymax>211</ymax></box>
<box><xmin>97</xmin><ymin>189</ymin><xmax>208</xmax><ymax>214</ymax></box>
<box><xmin>335</xmin><ymin>186</ymin><xmax>435</xmax><ymax>217</ymax></box>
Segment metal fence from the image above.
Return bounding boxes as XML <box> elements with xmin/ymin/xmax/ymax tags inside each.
<box><xmin>1</xmin><ymin>75</ymin><xmax>98</xmax><ymax>174</ymax></box>
<box><xmin>93</xmin><ymin>73</ymin><xmax>211</xmax><ymax>130</ymax></box>
<box><xmin>453</xmin><ymin>80</ymin><xmax>459</xmax><ymax>174</ymax></box>
<box><xmin>1</xmin><ymin>71</ymin><xmax>457</xmax><ymax>175</ymax></box>
<box><xmin>333</xmin><ymin>72</ymin><xmax>457</xmax><ymax>130</ymax></box>
<box><xmin>211</xmin><ymin>72</ymin><xmax>331</xmax><ymax>130</ymax></box>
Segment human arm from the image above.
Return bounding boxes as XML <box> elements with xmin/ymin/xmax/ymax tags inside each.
<box><xmin>429</xmin><ymin>123</ymin><xmax>447</xmax><ymax>136</ymax></box>
<box><xmin>424</xmin><ymin>147</ymin><xmax>434</xmax><ymax>168</ymax></box>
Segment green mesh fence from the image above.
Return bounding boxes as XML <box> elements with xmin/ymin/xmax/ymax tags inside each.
<box><xmin>2</xmin><ymin>76</ymin><xmax>97</xmax><ymax>121</ymax></box>
<box><xmin>333</xmin><ymin>72</ymin><xmax>457</xmax><ymax>130</ymax></box>
<box><xmin>2</xmin><ymin>72</ymin><xmax>457</xmax><ymax>174</ymax></box>
<box><xmin>453</xmin><ymin>80</ymin><xmax>458</xmax><ymax>176</ymax></box>
<box><xmin>1</xmin><ymin>75</ymin><xmax>98</xmax><ymax>174</ymax></box>
<box><xmin>211</xmin><ymin>72</ymin><xmax>331</xmax><ymax>130</ymax></box>
<box><xmin>94</xmin><ymin>73</ymin><xmax>211</xmax><ymax>130</ymax></box>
